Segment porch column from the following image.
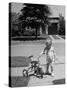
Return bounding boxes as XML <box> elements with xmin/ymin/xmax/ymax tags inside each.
<box><xmin>45</xmin><ymin>24</ymin><xmax>48</xmax><ymax>35</ymax></box>
<box><xmin>40</xmin><ymin>26</ymin><xmax>42</xmax><ymax>35</ymax></box>
<box><xmin>57</xmin><ymin>23</ymin><xmax>60</xmax><ymax>34</ymax></box>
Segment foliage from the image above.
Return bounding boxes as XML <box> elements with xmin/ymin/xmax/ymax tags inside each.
<box><xmin>19</xmin><ymin>3</ymin><xmax>51</xmax><ymax>38</ymax></box>
<box><xmin>58</xmin><ymin>15</ymin><xmax>65</xmax><ymax>35</ymax></box>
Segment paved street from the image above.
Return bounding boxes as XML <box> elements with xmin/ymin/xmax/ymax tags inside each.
<box><xmin>11</xmin><ymin>35</ymin><xmax>65</xmax><ymax>86</ymax></box>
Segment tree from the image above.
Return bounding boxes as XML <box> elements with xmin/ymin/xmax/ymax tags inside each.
<box><xmin>19</xmin><ymin>3</ymin><xmax>51</xmax><ymax>38</ymax></box>
<box><xmin>11</xmin><ymin>12</ymin><xmax>22</xmax><ymax>37</ymax></box>
<box><xmin>59</xmin><ymin>14</ymin><xmax>65</xmax><ymax>35</ymax></box>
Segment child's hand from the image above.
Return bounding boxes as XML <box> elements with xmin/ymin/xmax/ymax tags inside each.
<box><xmin>43</xmin><ymin>52</ymin><xmax>45</xmax><ymax>54</ymax></box>
<box><xmin>37</xmin><ymin>56</ymin><xmax>40</xmax><ymax>61</ymax></box>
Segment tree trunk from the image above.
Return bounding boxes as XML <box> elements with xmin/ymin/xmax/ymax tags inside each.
<box><xmin>35</xmin><ymin>28</ymin><xmax>38</xmax><ymax>39</ymax></box>
<box><xmin>40</xmin><ymin>25</ymin><xmax>42</xmax><ymax>35</ymax></box>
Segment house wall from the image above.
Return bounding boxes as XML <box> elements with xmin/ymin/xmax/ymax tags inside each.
<box><xmin>48</xmin><ymin>23</ymin><xmax>58</xmax><ymax>35</ymax></box>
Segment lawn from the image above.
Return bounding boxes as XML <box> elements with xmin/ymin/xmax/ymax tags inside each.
<box><xmin>11</xmin><ymin>35</ymin><xmax>49</xmax><ymax>41</ymax></box>
<box><xmin>10</xmin><ymin>56</ymin><xmax>31</xmax><ymax>67</ymax></box>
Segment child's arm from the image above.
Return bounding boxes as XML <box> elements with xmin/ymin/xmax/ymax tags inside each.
<box><xmin>52</xmin><ymin>47</ymin><xmax>57</xmax><ymax>62</ymax></box>
<box><xmin>38</xmin><ymin>47</ymin><xmax>46</xmax><ymax>58</ymax></box>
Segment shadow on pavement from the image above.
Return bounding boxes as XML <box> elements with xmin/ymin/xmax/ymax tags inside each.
<box><xmin>9</xmin><ymin>76</ymin><xmax>30</xmax><ymax>87</ymax></box>
<box><xmin>52</xmin><ymin>78</ymin><xmax>65</xmax><ymax>85</ymax></box>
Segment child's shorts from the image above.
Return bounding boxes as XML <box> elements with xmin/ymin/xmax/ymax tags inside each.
<box><xmin>47</xmin><ymin>57</ymin><xmax>52</xmax><ymax>64</ymax></box>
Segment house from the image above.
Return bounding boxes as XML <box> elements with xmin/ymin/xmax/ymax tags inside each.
<box><xmin>12</xmin><ymin>16</ymin><xmax>60</xmax><ymax>36</ymax></box>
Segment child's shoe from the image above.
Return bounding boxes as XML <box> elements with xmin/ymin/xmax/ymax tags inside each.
<box><xmin>51</xmin><ymin>73</ymin><xmax>54</xmax><ymax>77</ymax></box>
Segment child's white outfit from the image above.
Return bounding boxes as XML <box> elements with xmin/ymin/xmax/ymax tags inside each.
<box><xmin>39</xmin><ymin>46</ymin><xmax>56</xmax><ymax>74</ymax></box>
<box><xmin>46</xmin><ymin>46</ymin><xmax>56</xmax><ymax>64</ymax></box>
<box><xmin>40</xmin><ymin>46</ymin><xmax>56</xmax><ymax>64</ymax></box>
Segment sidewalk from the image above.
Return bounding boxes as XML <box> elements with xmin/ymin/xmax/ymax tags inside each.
<box><xmin>11</xmin><ymin>55</ymin><xmax>65</xmax><ymax>77</ymax></box>
<box><xmin>10</xmin><ymin>61</ymin><xmax>65</xmax><ymax>86</ymax></box>
<box><xmin>28</xmin><ymin>63</ymin><xmax>65</xmax><ymax>86</ymax></box>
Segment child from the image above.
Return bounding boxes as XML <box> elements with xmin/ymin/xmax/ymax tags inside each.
<box><xmin>38</xmin><ymin>38</ymin><xmax>56</xmax><ymax>76</ymax></box>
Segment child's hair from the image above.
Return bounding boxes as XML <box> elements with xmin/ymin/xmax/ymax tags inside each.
<box><xmin>46</xmin><ymin>38</ymin><xmax>52</xmax><ymax>46</ymax></box>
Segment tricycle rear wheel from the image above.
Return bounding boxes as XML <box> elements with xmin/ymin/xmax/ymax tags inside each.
<box><xmin>23</xmin><ymin>69</ymin><xmax>28</xmax><ymax>77</ymax></box>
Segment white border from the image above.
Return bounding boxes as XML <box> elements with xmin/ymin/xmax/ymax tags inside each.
<box><xmin>0</xmin><ymin>0</ymin><xmax>67</xmax><ymax>90</ymax></box>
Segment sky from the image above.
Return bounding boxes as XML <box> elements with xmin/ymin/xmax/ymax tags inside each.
<box><xmin>11</xmin><ymin>3</ymin><xmax>65</xmax><ymax>18</ymax></box>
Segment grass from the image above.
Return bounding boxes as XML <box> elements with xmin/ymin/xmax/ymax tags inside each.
<box><xmin>10</xmin><ymin>76</ymin><xmax>30</xmax><ymax>87</ymax></box>
<box><xmin>10</xmin><ymin>56</ymin><xmax>31</xmax><ymax>67</ymax></box>
<box><xmin>11</xmin><ymin>35</ymin><xmax>49</xmax><ymax>41</ymax></box>
<box><xmin>11</xmin><ymin>35</ymin><xmax>51</xmax><ymax>45</ymax></box>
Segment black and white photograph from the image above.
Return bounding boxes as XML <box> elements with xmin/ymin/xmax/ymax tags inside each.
<box><xmin>9</xmin><ymin>2</ymin><xmax>65</xmax><ymax>87</ymax></box>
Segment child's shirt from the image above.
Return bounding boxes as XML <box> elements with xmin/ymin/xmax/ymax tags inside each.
<box><xmin>46</xmin><ymin>46</ymin><xmax>56</xmax><ymax>61</ymax></box>
<box><xmin>40</xmin><ymin>46</ymin><xmax>56</xmax><ymax>64</ymax></box>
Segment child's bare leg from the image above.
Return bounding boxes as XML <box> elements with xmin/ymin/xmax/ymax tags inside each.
<box><xmin>46</xmin><ymin>63</ymin><xmax>50</xmax><ymax>73</ymax></box>
<box><xmin>51</xmin><ymin>64</ymin><xmax>53</xmax><ymax>73</ymax></box>
<box><xmin>50</xmin><ymin>63</ymin><xmax>54</xmax><ymax>76</ymax></box>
